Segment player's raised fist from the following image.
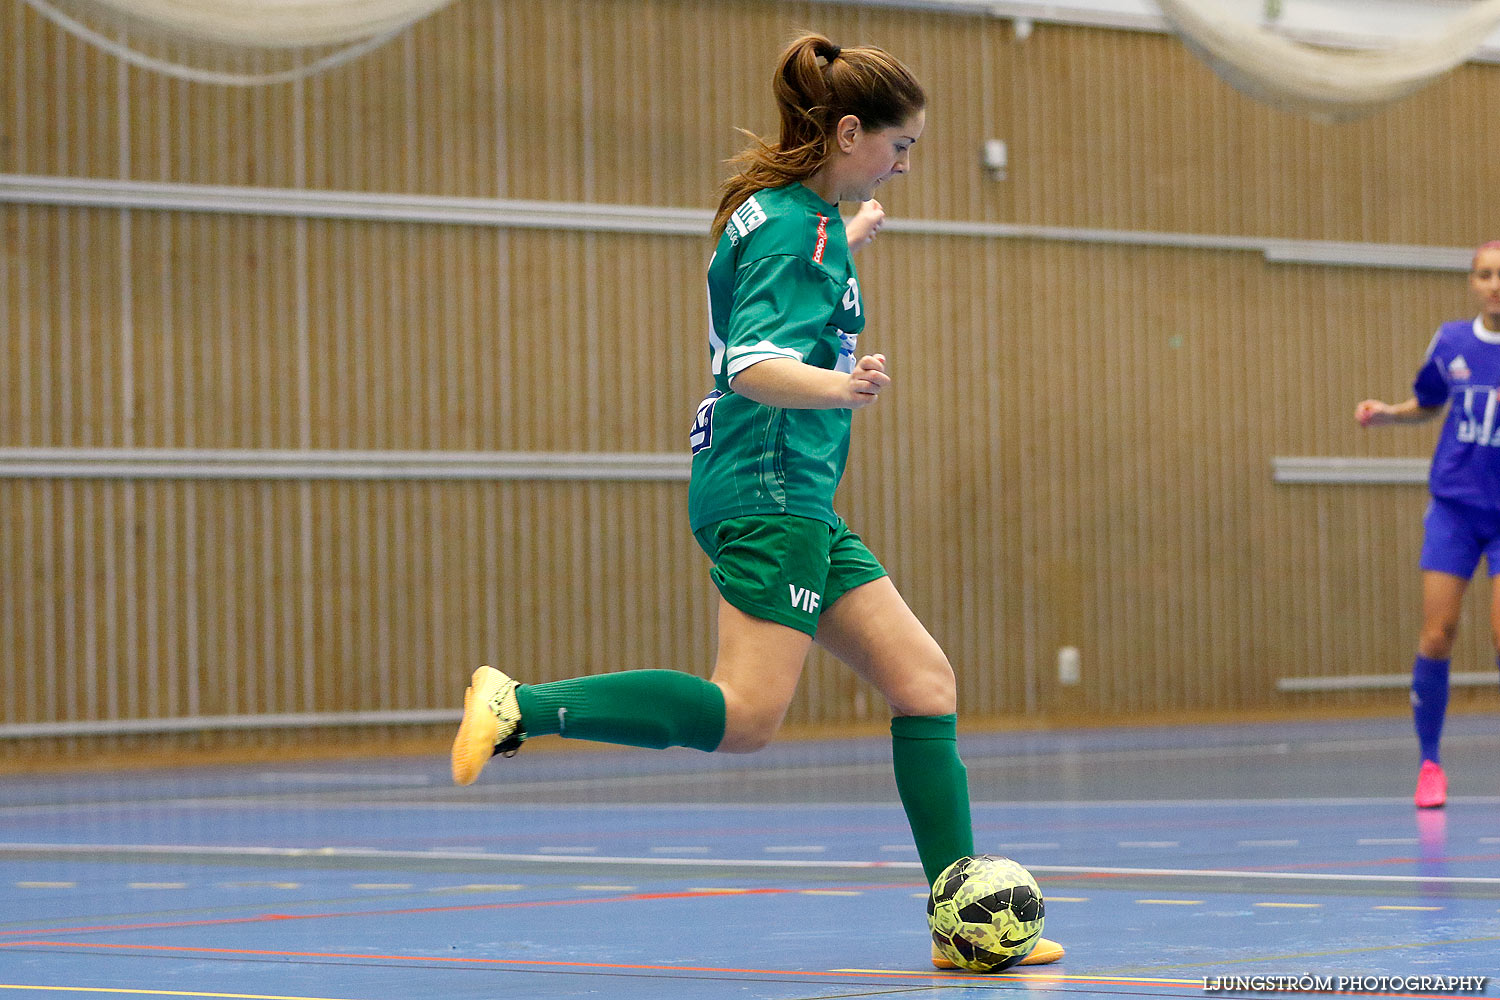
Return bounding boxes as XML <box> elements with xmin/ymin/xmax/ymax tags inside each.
<box><xmin>1355</xmin><ymin>400</ymin><xmax>1390</xmax><ymax>427</ymax></box>
<box><xmin>847</xmin><ymin>353</ymin><xmax>890</xmax><ymax>408</ymax></box>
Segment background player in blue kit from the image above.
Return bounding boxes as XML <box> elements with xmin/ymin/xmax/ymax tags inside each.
<box><xmin>449</xmin><ymin>32</ymin><xmax>1063</xmax><ymax>967</ymax></box>
<box><xmin>1356</xmin><ymin>241</ymin><xmax>1500</xmax><ymax>808</ymax></box>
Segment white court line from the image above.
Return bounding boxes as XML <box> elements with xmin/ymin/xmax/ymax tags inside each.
<box><xmin>9</xmin><ymin>732</ymin><xmax>1500</xmax><ymax>818</ymax></box>
<box><xmin>994</xmin><ymin>842</ymin><xmax>1062</xmax><ymax>850</ymax></box>
<box><xmin>21</xmin><ymin>735</ymin><xmax>1492</xmax><ymax>815</ymax></box>
<box><xmin>1357</xmin><ymin>838</ymin><xmax>1419</xmax><ymax>846</ymax></box>
<box><xmin>6</xmin><ymin>842</ymin><xmax>1500</xmax><ymax>885</ymax></box>
<box><xmin>1025</xmin><ymin>863</ymin><xmax>1500</xmax><ymax>885</ymax></box>
<box><xmin>256</xmin><ymin>773</ymin><xmax>434</xmax><ymax>785</ymax></box>
<box><xmin>12</xmin><ymin>793</ymin><xmax>1500</xmax><ymax>820</ymax></box>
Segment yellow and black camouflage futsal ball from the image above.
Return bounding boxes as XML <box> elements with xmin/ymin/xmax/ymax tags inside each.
<box><xmin>927</xmin><ymin>855</ymin><xmax>1045</xmax><ymax>972</ymax></box>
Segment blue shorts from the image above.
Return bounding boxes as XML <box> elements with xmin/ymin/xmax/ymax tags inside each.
<box><xmin>1420</xmin><ymin>496</ymin><xmax>1500</xmax><ymax>578</ymax></box>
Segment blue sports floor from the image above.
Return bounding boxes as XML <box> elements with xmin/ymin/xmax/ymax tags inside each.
<box><xmin>2</xmin><ymin>715</ymin><xmax>1498</xmax><ymax>999</ymax></box>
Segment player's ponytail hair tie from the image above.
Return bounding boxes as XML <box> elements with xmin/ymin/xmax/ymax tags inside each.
<box><xmin>816</xmin><ymin>43</ymin><xmax>841</xmax><ymax>67</ymax></box>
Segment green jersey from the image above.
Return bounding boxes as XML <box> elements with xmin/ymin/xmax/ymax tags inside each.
<box><xmin>688</xmin><ymin>182</ymin><xmax>867</xmax><ymax>531</ymax></box>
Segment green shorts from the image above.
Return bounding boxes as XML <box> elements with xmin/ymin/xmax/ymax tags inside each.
<box><xmin>693</xmin><ymin>514</ymin><xmax>888</xmax><ymax>636</ymax></box>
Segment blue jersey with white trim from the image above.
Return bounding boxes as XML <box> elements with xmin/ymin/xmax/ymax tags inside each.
<box><xmin>1413</xmin><ymin>316</ymin><xmax>1500</xmax><ymax>510</ymax></box>
<box><xmin>688</xmin><ymin>183</ymin><xmax>866</xmax><ymax>531</ymax></box>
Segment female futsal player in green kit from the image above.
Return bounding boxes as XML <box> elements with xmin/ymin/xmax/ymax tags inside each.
<box><xmin>450</xmin><ymin>32</ymin><xmax>1062</xmax><ymax>969</ymax></box>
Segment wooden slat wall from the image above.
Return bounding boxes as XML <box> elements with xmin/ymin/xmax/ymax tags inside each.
<box><xmin>12</xmin><ymin>0</ymin><xmax>1500</xmax><ymax>240</ymax></box>
<box><xmin>3</xmin><ymin>0</ymin><xmax>1499</xmax><ymax>755</ymax></box>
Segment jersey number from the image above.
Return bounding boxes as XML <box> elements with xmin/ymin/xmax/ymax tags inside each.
<box><xmin>1455</xmin><ymin>386</ymin><xmax>1500</xmax><ymax>446</ymax></box>
<box><xmin>842</xmin><ymin>276</ymin><xmax>861</xmax><ymax>317</ymax></box>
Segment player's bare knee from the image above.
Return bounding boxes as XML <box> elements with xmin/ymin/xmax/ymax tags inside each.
<box><xmin>718</xmin><ymin>713</ymin><xmax>780</xmax><ymax>753</ymax></box>
<box><xmin>885</xmin><ymin>654</ymin><xmax>957</xmax><ymax>717</ymax></box>
<box><xmin>732</xmin><ymin>726</ymin><xmax>779</xmax><ymax>753</ymax></box>
<box><xmin>714</xmin><ymin>684</ymin><xmax>787</xmax><ymax>753</ymax></box>
<box><xmin>1418</xmin><ymin>623</ymin><xmax>1458</xmax><ymax>659</ymax></box>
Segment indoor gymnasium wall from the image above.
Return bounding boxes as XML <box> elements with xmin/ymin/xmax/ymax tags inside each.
<box><xmin>3</xmin><ymin>0</ymin><xmax>1496</xmax><ymax>759</ymax></box>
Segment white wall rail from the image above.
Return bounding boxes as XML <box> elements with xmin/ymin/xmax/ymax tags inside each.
<box><xmin>1272</xmin><ymin>456</ymin><xmax>1429</xmax><ymax>484</ymax></box>
<box><xmin>0</xmin><ymin>710</ymin><xmax>461</xmax><ymax>740</ymax></box>
<box><xmin>1278</xmin><ymin>672</ymin><xmax>1496</xmax><ymax>692</ymax></box>
<box><xmin>0</xmin><ymin>447</ymin><xmax>691</xmax><ymax>481</ymax></box>
<box><xmin>0</xmin><ymin>175</ymin><xmax>1477</xmax><ymax>272</ymax></box>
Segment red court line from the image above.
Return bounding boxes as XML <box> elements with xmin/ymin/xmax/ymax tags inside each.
<box><xmin>6</xmin><ymin>941</ymin><xmax>1489</xmax><ymax>998</ymax></box>
<box><xmin>0</xmin><ymin>884</ymin><xmax>926</xmax><ymax>939</ymax></box>
<box><xmin>0</xmin><ymin>939</ymin><xmax>1205</xmax><ymax>990</ymax></box>
<box><xmin>0</xmin><ymin>888</ymin><xmax>785</xmax><ymax>937</ymax></box>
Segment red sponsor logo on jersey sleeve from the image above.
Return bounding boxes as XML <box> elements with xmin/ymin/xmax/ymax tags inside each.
<box><xmin>813</xmin><ymin>213</ymin><xmax>828</xmax><ymax>264</ymax></box>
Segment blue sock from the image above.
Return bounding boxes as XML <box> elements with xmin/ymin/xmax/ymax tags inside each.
<box><xmin>1410</xmin><ymin>655</ymin><xmax>1450</xmax><ymax>764</ymax></box>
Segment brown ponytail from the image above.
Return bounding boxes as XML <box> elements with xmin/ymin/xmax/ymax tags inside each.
<box><xmin>711</xmin><ymin>33</ymin><xmax>924</xmax><ymax>237</ymax></box>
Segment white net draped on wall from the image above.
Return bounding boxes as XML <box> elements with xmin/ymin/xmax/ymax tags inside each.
<box><xmin>1156</xmin><ymin>0</ymin><xmax>1500</xmax><ymax>121</ymax></box>
<box><xmin>18</xmin><ymin>0</ymin><xmax>1500</xmax><ymax>99</ymax></box>
<box><xmin>19</xmin><ymin>0</ymin><xmax>456</xmax><ymax>84</ymax></box>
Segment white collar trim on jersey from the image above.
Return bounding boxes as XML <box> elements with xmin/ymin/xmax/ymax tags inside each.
<box><xmin>1473</xmin><ymin>316</ymin><xmax>1500</xmax><ymax>345</ymax></box>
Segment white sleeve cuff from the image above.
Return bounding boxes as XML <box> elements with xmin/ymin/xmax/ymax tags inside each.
<box><xmin>725</xmin><ymin>341</ymin><xmax>803</xmax><ymax>380</ymax></box>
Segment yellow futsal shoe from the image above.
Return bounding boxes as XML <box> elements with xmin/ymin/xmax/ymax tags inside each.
<box><xmin>450</xmin><ymin>666</ymin><xmax>525</xmax><ymax>786</ymax></box>
<box><xmin>1018</xmin><ymin>937</ymin><xmax>1065</xmax><ymax>965</ymax></box>
<box><xmin>930</xmin><ymin>937</ymin><xmax>1065</xmax><ymax>970</ymax></box>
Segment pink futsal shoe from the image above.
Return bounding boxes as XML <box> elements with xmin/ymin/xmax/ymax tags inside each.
<box><xmin>1414</xmin><ymin>760</ymin><xmax>1447</xmax><ymax>809</ymax></box>
<box><xmin>930</xmin><ymin>936</ymin><xmax>1064</xmax><ymax>970</ymax></box>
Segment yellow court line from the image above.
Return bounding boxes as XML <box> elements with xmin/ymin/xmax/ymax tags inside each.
<box><xmin>0</xmin><ymin>988</ymin><xmax>359</xmax><ymax>1000</ymax></box>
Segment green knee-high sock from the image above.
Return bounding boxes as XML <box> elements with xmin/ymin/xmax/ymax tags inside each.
<box><xmin>515</xmin><ymin>670</ymin><xmax>726</xmax><ymax>752</ymax></box>
<box><xmin>891</xmin><ymin>714</ymin><xmax>975</xmax><ymax>886</ymax></box>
